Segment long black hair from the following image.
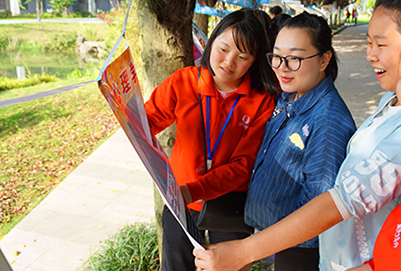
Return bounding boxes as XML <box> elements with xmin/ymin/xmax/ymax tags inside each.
<box><xmin>281</xmin><ymin>12</ymin><xmax>339</xmax><ymax>81</ymax></box>
<box><xmin>200</xmin><ymin>8</ymin><xmax>279</xmax><ymax>95</ymax></box>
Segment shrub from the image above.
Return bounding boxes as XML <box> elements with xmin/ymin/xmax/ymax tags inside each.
<box><xmin>84</xmin><ymin>223</ymin><xmax>160</xmax><ymax>271</ymax></box>
<box><xmin>40</xmin><ymin>12</ymin><xmax>62</xmax><ymax>19</ymax></box>
<box><xmin>0</xmin><ymin>74</ymin><xmax>58</xmax><ymax>91</ymax></box>
<box><xmin>50</xmin><ymin>0</ymin><xmax>74</xmax><ymax>15</ymax></box>
<box><xmin>44</xmin><ymin>32</ymin><xmax>76</xmax><ymax>51</ymax></box>
<box><xmin>72</xmin><ymin>11</ymin><xmax>82</xmax><ymax>18</ymax></box>
<box><xmin>0</xmin><ymin>10</ymin><xmax>12</xmax><ymax>18</ymax></box>
<box><xmin>80</xmin><ymin>25</ymin><xmax>103</xmax><ymax>42</ymax></box>
<box><xmin>83</xmin><ymin>11</ymin><xmax>92</xmax><ymax>18</ymax></box>
<box><xmin>0</xmin><ymin>34</ymin><xmax>10</xmax><ymax>51</ymax></box>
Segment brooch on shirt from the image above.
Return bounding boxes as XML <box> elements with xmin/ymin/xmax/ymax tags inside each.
<box><xmin>289</xmin><ymin>133</ymin><xmax>304</xmax><ymax>150</ymax></box>
<box><xmin>272</xmin><ymin>107</ymin><xmax>283</xmax><ymax>118</ymax></box>
<box><xmin>302</xmin><ymin>124</ymin><xmax>310</xmax><ymax>137</ymax></box>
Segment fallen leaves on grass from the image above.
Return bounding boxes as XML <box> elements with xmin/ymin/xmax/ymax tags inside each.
<box><xmin>0</xmin><ymin>85</ymin><xmax>119</xmax><ymax>232</ymax></box>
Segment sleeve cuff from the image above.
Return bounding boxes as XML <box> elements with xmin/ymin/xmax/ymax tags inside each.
<box><xmin>186</xmin><ymin>181</ymin><xmax>205</xmax><ymax>203</ymax></box>
<box><xmin>328</xmin><ymin>188</ymin><xmax>352</xmax><ymax>220</ymax></box>
<box><xmin>364</xmin><ymin>259</ymin><xmax>374</xmax><ymax>270</ymax></box>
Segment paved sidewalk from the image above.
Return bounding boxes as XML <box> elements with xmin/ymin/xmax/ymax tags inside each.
<box><xmin>0</xmin><ymin>129</ymin><xmax>155</xmax><ymax>270</ymax></box>
<box><xmin>0</xmin><ymin>22</ymin><xmax>381</xmax><ymax>271</ymax></box>
<box><xmin>0</xmin><ymin>81</ymin><xmax>95</xmax><ymax>109</ymax></box>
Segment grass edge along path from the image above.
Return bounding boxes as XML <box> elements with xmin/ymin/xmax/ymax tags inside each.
<box><xmin>83</xmin><ymin>222</ymin><xmax>274</xmax><ymax>271</ymax></box>
<box><xmin>0</xmin><ymin>82</ymin><xmax>119</xmax><ymax>236</ymax></box>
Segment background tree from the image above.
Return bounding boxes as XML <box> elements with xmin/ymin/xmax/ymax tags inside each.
<box><xmin>300</xmin><ymin>0</ymin><xmax>351</xmax><ymax>8</ymax></box>
<box><xmin>36</xmin><ymin>0</ymin><xmax>40</xmax><ymax>21</ymax></box>
<box><xmin>23</xmin><ymin>0</ymin><xmax>41</xmax><ymax>21</ymax></box>
<box><xmin>50</xmin><ymin>0</ymin><xmax>74</xmax><ymax>16</ymax></box>
<box><xmin>299</xmin><ymin>0</ymin><xmax>352</xmax><ymax>26</ymax></box>
<box><xmin>136</xmin><ymin>0</ymin><xmax>195</xmax><ymax>257</ymax></box>
<box><xmin>366</xmin><ymin>0</ymin><xmax>376</xmax><ymax>10</ymax></box>
<box><xmin>194</xmin><ymin>0</ymin><xmax>217</xmax><ymax>36</ymax></box>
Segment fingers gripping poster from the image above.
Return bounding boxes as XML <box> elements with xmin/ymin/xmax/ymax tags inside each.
<box><xmin>97</xmin><ymin>47</ymin><xmax>203</xmax><ymax>249</ymax></box>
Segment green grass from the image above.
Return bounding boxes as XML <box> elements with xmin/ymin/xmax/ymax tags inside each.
<box><xmin>0</xmin><ymin>23</ymin><xmax>106</xmax><ymax>51</ymax></box>
<box><xmin>83</xmin><ymin>222</ymin><xmax>273</xmax><ymax>271</ymax></box>
<box><xmin>0</xmin><ymin>8</ymin><xmax>123</xmax><ymax>239</ymax></box>
<box><xmin>0</xmin><ymin>82</ymin><xmax>119</xmax><ymax>236</ymax></box>
<box><xmin>342</xmin><ymin>14</ymin><xmax>371</xmax><ymax>24</ymax></box>
<box><xmin>84</xmin><ymin>223</ymin><xmax>160</xmax><ymax>271</ymax></box>
<box><xmin>0</xmin><ymin>10</ymin><xmax>94</xmax><ymax>19</ymax></box>
<box><xmin>0</xmin><ymin>74</ymin><xmax>58</xmax><ymax>91</ymax></box>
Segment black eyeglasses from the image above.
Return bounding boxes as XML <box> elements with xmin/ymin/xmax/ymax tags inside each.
<box><xmin>266</xmin><ymin>52</ymin><xmax>322</xmax><ymax>71</ymax></box>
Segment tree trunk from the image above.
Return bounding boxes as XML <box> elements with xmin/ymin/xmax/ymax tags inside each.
<box><xmin>193</xmin><ymin>12</ymin><xmax>209</xmax><ymax>36</ymax></box>
<box><xmin>193</xmin><ymin>0</ymin><xmax>217</xmax><ymax>36</ymax></box>
<box><xmin>36</xmin><ymin>0</ymin><xmax>41</xmax><ymax>22</ymax></box>
<box><xmin>137</xmin><ymin>0</ymin><xmax>195</xmax><ymax>259</ymax></box>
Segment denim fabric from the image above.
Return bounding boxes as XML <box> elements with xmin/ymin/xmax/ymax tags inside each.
<box><xmin>245</xmin><ymin>76</ymin><xmax>356</xmax><ymax>248</ymax></box>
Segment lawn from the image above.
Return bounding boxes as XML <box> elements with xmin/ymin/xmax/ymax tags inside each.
<box><xmin>0</xmin><ymin>82</ymin><xmax>119</xmax><ymax>236</ymax></box>
<box><xmin>0</xmin><ymin>22</ymin><xmax>105</xmax><ymax>47</ymax></box>
<box><xmin>0</xmin><ymin>11</ymin><xmax>125</xmax><ymax>239</ymax></box>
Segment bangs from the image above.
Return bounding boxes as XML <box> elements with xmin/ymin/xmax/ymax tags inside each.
<box><xmin>231</xmin><ymin>25</ymin><xmax>258</xmax><ymax>56</ymax></box>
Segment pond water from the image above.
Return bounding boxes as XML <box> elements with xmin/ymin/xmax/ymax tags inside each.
<box><xmin>0</xmin><ymin>51</ymin><xmax>104</xmax><ymax>79</ymax></box>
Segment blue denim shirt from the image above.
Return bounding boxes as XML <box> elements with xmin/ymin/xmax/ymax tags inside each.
<box><xmin>245</xmin><ymin>76</ymin><xmax>356</xmax><ymax>248</ymax></box>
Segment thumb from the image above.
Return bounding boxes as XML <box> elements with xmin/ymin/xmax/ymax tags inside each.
<box><xmin>193</xmin><ymin>244</ymin><xmax>211</xmax><ymax>258</ymax></box>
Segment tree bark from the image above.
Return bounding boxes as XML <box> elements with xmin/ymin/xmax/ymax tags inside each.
<box><xmin>193</xmin><ymin>0</ymin><xmax>217</xmax><ymax>36</ymax></box>
<box><xmin>36</xmin><ymin>0</ymin><xmax>41</xmax><ymax>22</ymax></box>
<box><xmin>137</xmin><ymin>0</ymin><xmax>195</xmax><ymax>259</ymax></box>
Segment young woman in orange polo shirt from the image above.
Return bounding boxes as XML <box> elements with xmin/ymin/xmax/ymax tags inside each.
<box><xmin>144</xmin><ymin>8</ymin><xmax>279</xmax><ymax>271</ymax></box>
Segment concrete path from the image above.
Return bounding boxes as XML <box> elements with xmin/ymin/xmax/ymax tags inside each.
<box><xmin>0</xmin><ymin>23</ymin><xmax>382</xmax><ymax>271</ymax></box>
<box><xmin>0</xmin><ymin>129</ymin><xmax>155</xmax><ymax>271</ymax></box>
<box><xmin>333</xmin><ymin>23</ymin><xmax>382</xmax><ymax>127</ymax></box>
<box><xmin>0</xmin><ymin>81</ymin><xmax>95</xmax><ymax>109</ymax></box>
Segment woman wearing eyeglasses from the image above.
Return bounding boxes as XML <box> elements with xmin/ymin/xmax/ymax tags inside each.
<box><xmin>243</xmin><ymin>12</ymin><xmax>356</xmax><ymax>270</ymax></box>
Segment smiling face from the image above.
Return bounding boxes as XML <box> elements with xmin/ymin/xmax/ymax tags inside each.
<box><xmin>367</xmin><ymin>7</ymin><xmax>401</xmax><ymax>93</ymax></box>
<box><xmin>272</xmin><ymin>27</ymin><xmax>331</xmax><ymax>97</ymax></box>
<box><xmin>209</xmin><ymin>28</ymin><xmax>256</xmax><ymax>92</ymax></box>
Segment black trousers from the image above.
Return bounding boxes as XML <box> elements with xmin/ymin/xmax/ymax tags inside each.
<box><xmin>274</xmin><ymin>247</ymin><xmax>319</xmax><ymax>271</ymax></box>
<box><xmin>161</xmin><ymin>205</ymin><xmax>250</xmax><ymax>271</ymax></box>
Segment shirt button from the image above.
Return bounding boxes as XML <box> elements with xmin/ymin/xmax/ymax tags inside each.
<box><xmin>263</xmin><ymin>149</ymin><xmax>267</xmax><ymax>154</ymax></box>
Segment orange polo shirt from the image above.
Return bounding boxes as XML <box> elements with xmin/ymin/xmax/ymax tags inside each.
<box><xmin>145</xmin><ymin>66</ymin><xmax>275</xmax><ymax>211</ymax></box>
<box><xmin>365</xmin><ymin>204</ymin><xmax>401</xmax><ymax>270</ymax></box>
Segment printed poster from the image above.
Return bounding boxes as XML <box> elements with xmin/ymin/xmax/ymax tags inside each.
<box><xmin>97</xmin><ymin>46</ymin><xmax>203</xmax><ymax>248</ymax></box>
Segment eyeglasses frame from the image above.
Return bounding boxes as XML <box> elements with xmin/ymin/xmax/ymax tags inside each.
<box><xmin>266</xmin><ymin>52</ymin><xmax>322</xmax><ymax>71</ymax></box>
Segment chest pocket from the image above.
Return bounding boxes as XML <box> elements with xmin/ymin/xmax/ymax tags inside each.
<box><xmin>286</xmin><ymin>132</ymin><xmax>305</xmax><ymax>152</ymax></box>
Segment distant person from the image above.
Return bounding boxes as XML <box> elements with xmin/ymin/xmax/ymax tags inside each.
<box><xmin>346</xmin><ymin>10</ymin><xmax>350</xmax><ymax>22</ymax></box>
<box><xmin>269</xmin><ymin>5</ymin><xmax>283</xmax><ymax>19</ymax></box>
<box><xmin>354</xmin><ymin>9</ymin><xmax>358</xmax><ymax>25</ymax></box>
<box><xmin>270</xmin><ymin>13</ymin><xmax>291</xmax><ymax>40</ymax></box>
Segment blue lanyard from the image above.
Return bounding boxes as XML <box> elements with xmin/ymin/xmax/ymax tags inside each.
<box><xmin>206</xmin><ymin>95</ymin><xmax>242</xmax><ymax>168</ymax></box>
